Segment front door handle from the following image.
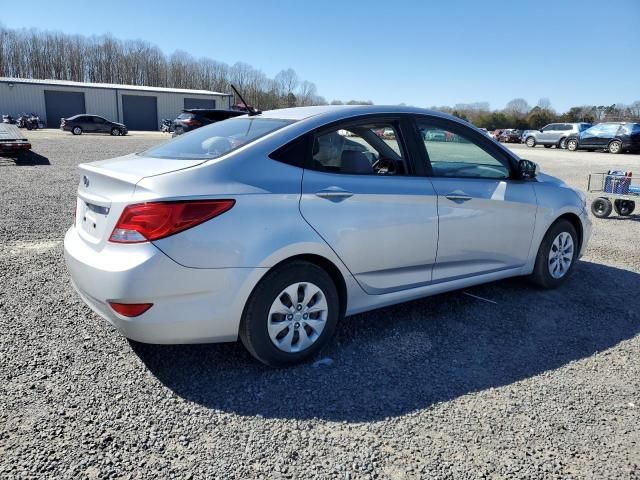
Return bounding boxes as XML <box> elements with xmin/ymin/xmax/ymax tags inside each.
<box><xmin>316</xmin><ymin>187</ymin><xmax>354</xmax><ymax>200</ymax></box>
<box><xmin>444</xmin><ymin>191</ymin><xmax>472</xmax><ymax>202</ymax></box>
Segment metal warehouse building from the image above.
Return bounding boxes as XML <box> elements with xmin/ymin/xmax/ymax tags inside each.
<box><xmin>0</xmin><ymin>78</ymin><xmax>232</xmax><ymax>131</ymax></box>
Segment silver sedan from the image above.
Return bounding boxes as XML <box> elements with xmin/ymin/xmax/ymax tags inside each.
<box><xmin>64</xmin><ymin>105</ymin><xmax>592</xmax><ymax>366</ymax></box>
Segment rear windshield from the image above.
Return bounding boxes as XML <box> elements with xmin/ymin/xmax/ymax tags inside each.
<box><xmin>176</xmin><ymin>113</ymin><xmax>194</xmax><ymax>119</ymax></box>
<box><xmin>141</xmin><ymin>118</ymin><xmax>293</xmax><ymax>160</ymax></box>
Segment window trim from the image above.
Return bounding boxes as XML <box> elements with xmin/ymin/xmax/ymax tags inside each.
<box><xmin>410</xmin><ymin>115</ymin><xmax>519</xmax><ymax>180</ymax></box>
<box><xmin>268</xmin><ymin>113</ymin><xmax>424</xmax><ymax>178</ymax></box>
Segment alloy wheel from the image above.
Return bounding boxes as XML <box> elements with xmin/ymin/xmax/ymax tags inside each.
<box><xmin>548</xmin><ymin>232</ymin><xmax>574</xmax><ymax>279</ymax></box>
<box><xmin>609</xmin><ymin>141</ymin><xmax>621</xmax><ymax>154</ymax></box>
<box><xmin>267</xmin><ymin>282</ymin><xmax>328</xmax><ymax>353</ymax></box>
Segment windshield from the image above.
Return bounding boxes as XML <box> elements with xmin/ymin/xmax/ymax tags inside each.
<box><xmin>141</xmin><ymin>118</ymin><xmax>293</xmax><ymax>160</ymax></box>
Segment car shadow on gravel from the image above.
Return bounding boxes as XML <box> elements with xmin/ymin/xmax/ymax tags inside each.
<box><xmin>131</xmin><ymin>260</ymin><xmax>640</xmax><ymax>422</ymax></box>
<box><xmin>0</xmin><ymin>151</ymin><xmax>51</xmax><ymax>166</ymax></box>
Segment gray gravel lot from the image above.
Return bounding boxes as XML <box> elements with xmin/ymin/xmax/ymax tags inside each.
<box><xmin>1</xmin><ymin>130</ymin><xmax>639</xmax><ymax>479</ymax></box>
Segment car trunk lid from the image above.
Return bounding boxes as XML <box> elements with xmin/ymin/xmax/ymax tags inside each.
<box><xmin>76</xmin><ymin>154</ymin><xmax>206</xmax><ymax>247</ymax></box>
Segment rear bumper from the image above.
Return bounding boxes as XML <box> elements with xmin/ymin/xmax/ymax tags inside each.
<box><xmin>64</xmin><ymin>226</ymin><xmax>265</xmax><ymax>344</ymax></box>
<box><xmin>0</xmin><ymin>141</ymin><xmax>31</xmax><ymax>152</ymax></box>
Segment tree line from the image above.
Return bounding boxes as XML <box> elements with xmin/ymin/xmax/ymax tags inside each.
<box><xmin>432</xmin><ymin>98</ymin><xmax>640</xmax><ymax>130</ymax></box>
<box><xmin>0</xmin><ymin>26</ymin><xmax>373</xmax><ymax>110</ymax></box>
<box><xmin>1</xmin><ymin>26</ymin><xmax>636</xmax><ymax>123</ymax></box>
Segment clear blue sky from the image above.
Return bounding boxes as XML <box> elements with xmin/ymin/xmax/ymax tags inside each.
<box><xmin>2</xmin><ymin>0</ymin><xmax>639</xmax><ymax>111</ymax></box>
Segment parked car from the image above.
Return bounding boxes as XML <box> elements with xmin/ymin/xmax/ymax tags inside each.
<box><xmin>491</xmin><ymin>129</ymin><xmax>504</xmax><ymax>140</ymax></box>
<box><xmin>172</xmin><ymin>109</ymin><xmax>245</xmax><ymax>136</ymax></box>
<box><xmin>64</xmin><ymin>105</ymin><xmax>591</xmax><ymax>366</ymax></box>
<box><xmin>521</xmin><ymin>129</ymin><xmax>536</xmax><ymax>142</ymax></box>
<box><xmin>423</xmin><ymin>129</ymin><xmax>446</xmax><ymax>141</ymax></box>
<box><xmin>524</xmin><ymin>123</ymin><xmax>591</xmax><ymax>149</ymax></box>
<box><xmin>499</xmin><ymin>129</ymin><xmax>523</xmax><ymax>143</ymax></box>
<box><xmin>566</xmin><ymin>123</ymin><xmax>640</xmax><ymax>154</ymax></box>
<box><xmin>62</xmin><ymin>115</ymin><xmax>127</xmax><ymax>136</ymax></box>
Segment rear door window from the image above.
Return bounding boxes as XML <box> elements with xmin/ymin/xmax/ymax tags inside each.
<box><xmin>310</xmin><ymin>123</ymin><xmax>408</xmax><ymax>175</ymax></box>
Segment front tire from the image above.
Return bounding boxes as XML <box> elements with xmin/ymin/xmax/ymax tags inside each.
<box><xmin>530</xmin><ymin>220</ymin><xmax>578</xmax><ymax>289</ymax></box>
<box><xmin>240</xmin><ymin>261</ymin><xmax>340</xmax><ymax>367</ymax></box>
<box><xmin>567</xmin><ymin>138</ymin><xmax>578</xmax><ymax>151</ymax></box>
<box><xmin>525</xmin><ymin>136</ymin><xmax>536</xmax><ymax>147</ymax></box>
<box><xmin>72</xmin><ymin>126</ymin><xmax>82</xmax><ymax>135</ymax></box>
<box><xmin>110</xmin><ymin>127</ymin><xmax>122</xmax><ymax>136</ymax></box>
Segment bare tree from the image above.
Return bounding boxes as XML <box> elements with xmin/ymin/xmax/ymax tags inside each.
<box><xmin>0</xmin><ymin>25</ymin><xmax>335</xmax><ymax>112</ymax></box>
<box><xmin>274</xmin><ymin>68</ymin><xmax>299</xmax><ymax>97</ymax></box>
<box><xmin>505</xmin><ymin>98</ymin><xmax>530</xmax><ymax>116</ymax></box>
<box><xmin>537</xmin><ymin>97</ymin><xmax>552</xmax><ymax>111</ymax></box>
<box><xmin>296</xmin><ymin>80</ymin><xmax>317</xmax><ymax>106</ymax></box>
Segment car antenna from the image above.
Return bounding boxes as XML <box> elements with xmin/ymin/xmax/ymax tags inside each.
<box><xmin>230</xmin><ymin>84</ymin><xmax>261</xmax><ymax>116</ymax></box>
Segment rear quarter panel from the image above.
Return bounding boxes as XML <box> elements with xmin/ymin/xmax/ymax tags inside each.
<box><xmin>140</xmin><ymin>151</ymin><xmax>352</xmax><ymax>277</ymax></box>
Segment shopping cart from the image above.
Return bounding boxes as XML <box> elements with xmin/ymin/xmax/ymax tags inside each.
<box><xmin>586</xmin><ymin>170</ymin><xmax>638</xmax><ymax>218</ymax></box>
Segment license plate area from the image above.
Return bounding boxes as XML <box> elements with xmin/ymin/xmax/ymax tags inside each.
<box><xmin>79</xmin><ymin>200</ymin><xmax>111</xmax><ymax>240</ymax></box>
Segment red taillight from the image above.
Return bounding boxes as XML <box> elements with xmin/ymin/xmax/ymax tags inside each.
<box><xmin>109</xmin><ymin>302</ymin><xmax>153</xmax><ymax>317</ymax></box>
<box><xmin>109</xmin><ymin>199</ymin><xmax>235</xmax><ymax>243</ymax></box>
<box><xmin>183</xmin><ymin>119</ymin><xmax>201</xmax><ymax>126</ymax></box>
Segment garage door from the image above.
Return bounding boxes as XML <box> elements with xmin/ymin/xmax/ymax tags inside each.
<box><xmin>122</xmin><ymin>95</ymin><xmax>158</xmax><ymax>131</ymax></box>
<box><xmin>44</xmin><ymin>90</ymin><xmax>86</xmax><ymax>128</ymax></box>
<box><xmin>184</xmin><ymin>97</ymin><xmax>216</xmax><ymax>109</ymax></box>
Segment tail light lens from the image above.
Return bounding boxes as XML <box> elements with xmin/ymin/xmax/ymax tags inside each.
<box><xmin>109</xmin><ymin>302</ymin><xmax>153</xmax><ymax>317</ymax></box>
<box><xmin>110</xmin><ymin>199</ymin><xmax>234</xmax><ymax>243</ymax></box>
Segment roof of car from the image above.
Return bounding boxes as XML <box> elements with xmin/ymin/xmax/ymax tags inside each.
<box><xmin>257</xmin><ymin>105</ymin><xmax>456</xmax><ymax>122</ymax></box>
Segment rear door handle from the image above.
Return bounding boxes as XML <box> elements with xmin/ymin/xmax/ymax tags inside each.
<box><xmin>316</xmin><ymin>187</ymin><xmax>354</xmax><ymax>200</ymax></box>
<box><xmin>444</xmin><ymin>191</ymin><xmax>472</xmax><ymax>202</ymax></box>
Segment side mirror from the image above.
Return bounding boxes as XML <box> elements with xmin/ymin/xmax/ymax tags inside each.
<box><xmin>518</xmin><ymin>159</ymin><xmax>539</xmax><ymax>179</ymax></box>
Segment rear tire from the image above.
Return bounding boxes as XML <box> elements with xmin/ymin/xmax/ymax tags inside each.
<box><xmin>559</xmin><ymin>137</ymin><xmax>567</xmax><ymax>149</ymax></box>
<box><xmin>72</xmin><ymin>126</ymin><xmax>82</xmax><ymax>135</ymax></box>
<box><xmin>529</xmin><ymin>220</ymin><xmax>578</xmax><ymax>289</ymax></box>
<box><xmin>239</xmin><ymin>261</ymin><xmax>340</xmax><ymax>367</ymax></box>
<box><xmin>525</xmin><ymin>136</ymin><xmax>536</xmax><ymax>147</ymax></box>
<box><xmin>614</xmin><ymin>199</ymin><xmax>635</xmax><ymax>216</ymax></box>
<box><xmin>591</xmin><ymin>197</ymin><xmax>613</xmax><ymax>218</ymax></box>
<box><xmin>608</xmin><ymin>140</ymin><xmax>623</xmax><ymax>154</ymax></box>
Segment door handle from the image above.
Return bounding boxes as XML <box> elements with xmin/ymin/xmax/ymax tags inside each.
<box><xmin>444</xmin><ymin>192</ymin><xmax>472</xmax><ymax>202</ymax></box>
<box><xmin>316</xmin><ymin>188</ymin><xmax>354</xmax><ymax>200</ymax></box>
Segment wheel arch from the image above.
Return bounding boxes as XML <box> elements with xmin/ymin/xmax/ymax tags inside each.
<box><xmin>268</xmin><ymin>254</ymin><xmax>348</xmax><ymax>318</ymax></box>
<box><xmin>554</xmin><ymin>212</ymin><xmax>584</xmax><ymax>253</ymax></box>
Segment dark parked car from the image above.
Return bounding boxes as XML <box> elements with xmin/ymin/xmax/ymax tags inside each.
<box><xmin>566</xmin><ymin>123</ymin><xmax>640</xmax><ymax>154</ymax></box>
<box><xmin>172</xmin><ymin>109</ymin><xmax>245</xmax><ymax>136</ymax></box>
<box><xmin>61</xmin><ymin>115</ymin><xmax>127</xmax><ymax>136</ymax></box>
<box><xmin>499</xmin><ymin>129</ymin><xmax>523</xmax><ymax>143</ymax></box>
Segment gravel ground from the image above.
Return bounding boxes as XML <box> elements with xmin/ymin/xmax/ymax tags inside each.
<box><xmin>1</xmin><ymin>130</ymin><xmax>639</xmax><ymax>479</ymax></box>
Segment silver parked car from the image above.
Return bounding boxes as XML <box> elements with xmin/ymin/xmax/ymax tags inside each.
<box><xmin>64</xmin><ymin>106</ymin><xmax>591</xmax><ymax>366</ymax></box>
<box><xmin>524</xmin><ymin>122</ymin><xmax>592</xmax><ymax>149</ymax></box>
